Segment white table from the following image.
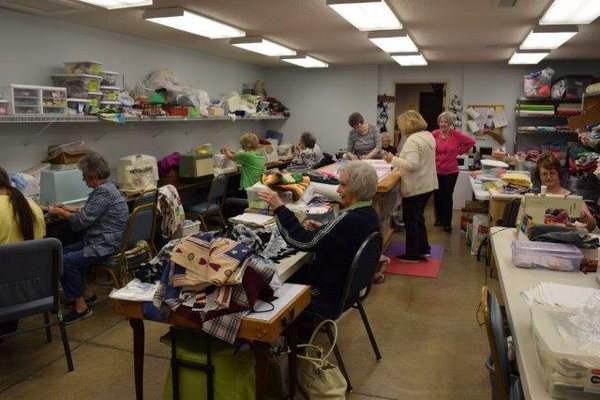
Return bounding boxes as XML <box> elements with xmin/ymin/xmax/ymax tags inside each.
<box><xmin>490</xmin><ymin>227</ymin><xmax>600</xmax><ymax>400</ymax></box>
<box><xmin>276</xmin><ymin>250</ymin><xmax>310</xmax><ymax>282</ymax></box>
<box><xmin>469</xmin><ymin>174</ymin><xmax>490</xmax><ymax>201</ymax></box>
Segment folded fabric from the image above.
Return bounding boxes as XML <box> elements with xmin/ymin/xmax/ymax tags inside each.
<box><xmin>261</xmin><ymin>171</ymin><xmax>310</xmax><ymax>200</ymax></box>
<box><xmin>528</xmin><ymin>225</ymin><xmax>600</xmax><ymax>249</ymax></box>
<box><xmin>501</xmin><ymin>172</ymin><xmax>531</xmax><ymax>188</ymax></box>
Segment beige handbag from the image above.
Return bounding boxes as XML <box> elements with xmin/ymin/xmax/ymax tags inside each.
<box><xmin>297</xmin><ymin>319</ymin><xmax>348</xmax><ymax>399</ymax></box>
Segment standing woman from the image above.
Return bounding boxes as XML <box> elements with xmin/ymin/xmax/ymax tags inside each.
<box><xmin>0</xmin><ymin>166</ymin><xmax>46</xmax><ymax>335</ymax></box>
<box><xmin>346</xmin><ymin>112</ymin><xmax>382</xmax><ymax>160</ymax></box>
<box><xmin>432</xmin><ymin>111</ymin><xmax>476</xmax><ymax>232</ymax></box>
<box><xmin>384</xmin><ymin>110</ymin><xmax>438</xmax><ymax>262</ymax></box>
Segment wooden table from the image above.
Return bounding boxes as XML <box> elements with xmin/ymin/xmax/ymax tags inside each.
<box><xmin>112</xmin><ymin>283</ymin><xmax>310</xmax><ymax>400</ymax></box>
<box><xmin>490</xmin><ymin>227</ymin><xmax>599</xmax><ymax>400</ymax></box>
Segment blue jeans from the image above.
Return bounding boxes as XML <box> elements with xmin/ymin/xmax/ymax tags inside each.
<box><xmin>61</xmin><ymin>242</ymin><xmax>107</xmax><ymax>297</ymax></box>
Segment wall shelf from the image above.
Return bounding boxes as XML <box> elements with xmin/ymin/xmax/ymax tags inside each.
<box><xmin>0</xmin><ymin>114</ymin><xmax>287</xmax><ymax>124</ymax></box>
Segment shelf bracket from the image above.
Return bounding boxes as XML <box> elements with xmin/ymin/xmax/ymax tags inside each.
<box><xmin>24</xmin><ymin>117</ymin><xmax>58</xmax><ymax>146</ymax></box>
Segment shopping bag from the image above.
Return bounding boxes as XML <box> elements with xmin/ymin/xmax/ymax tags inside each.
<box><xmin>297</xmin><ymin>319</ymin><xmax>347</xmax><ymax>399</ymax></box>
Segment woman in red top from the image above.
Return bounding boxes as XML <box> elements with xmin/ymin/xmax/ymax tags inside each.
<box><xmin>432</xmin><ymin>111</ymin><xmax>476</xmax><ymax>232</ymax></box>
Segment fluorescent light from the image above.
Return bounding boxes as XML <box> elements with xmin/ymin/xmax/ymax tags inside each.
<box><xmin>520</xmin><ymin>25</ymin><xmax>577</xmax><ymax>49</ymax></box>
<box><xmin>230</xmin><ymin>37</ymin><xmax>296</xmax><ymax>56</ymax></box>
<box><xmin>77</xmin><ymin>0</ymin><xmax>152</xmax><ymax>9</ymax></box>
<box><xmin>540</xmin><ymin>0</ymin><xmax>600</xmax><ymax>25</ymax></box>
<box><xmin>391</xmin><ymin>52</ymin><xmax>428</xmax><ymax>66</ymax></box>
<box><xmin>143</xmin><ymin>8</ymin><xmax>245</xmax><ymax>39</ymax></box>
<box><xmin>281</xmin><ymin>55</ymin><xmax>329</xmax><ymax>68</ymax></box>
<box><xmin>327</xmin><ymin>0</ymin><xmax>402</xmax><ymax>31</ymax></box>
<box><xmin>508</xmin><ymin>50</ymin><xmax>549</xmax><ymax>65</ymax></box>
<box><xmin>368</xmin><ymin>30</ymin><xmax>417</xmax><ymax>52</ymax></box>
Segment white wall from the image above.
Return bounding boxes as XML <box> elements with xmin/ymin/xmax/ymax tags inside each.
<box><xmin>264</xmin><ymin>65</ymin><xmax>378</xmax><ymax>155</ymax></box>
<box><xmin>0</xmin><ymin>10</ymin><xmax>267</xmax><ymax>172</ymax></box>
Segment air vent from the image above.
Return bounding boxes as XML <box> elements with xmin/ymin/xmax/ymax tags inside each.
<box><xmin>497</xmin><ymin>0</ymin><xmax>517</xmax><ymax>7</ymax></box>
<box><xmin>0</xmin><ymin>0</ymin><xmax>91</xmax><ymax>15</ymax></box>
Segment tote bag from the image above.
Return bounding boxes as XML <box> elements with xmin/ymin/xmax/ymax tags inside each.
<box><xmin>297</xmin><ymin>319</ymin><xmax>347</xmax><ymax>399</ymax></box>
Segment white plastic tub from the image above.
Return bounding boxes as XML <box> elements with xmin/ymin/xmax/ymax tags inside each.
<box><xmin>100</xmin><ymin>71</ymin><xmax>120</xmax><ymax>86</ymax></box>
<box><xmin>100</xmin><ymin>86</ymin><xmax>120</xmax><ymax>102</ymax></box>
<box><xmin>52</xmin><ymin>74</ymin><xmax>102</xmax><ymax>98</ymax></box>
<box><xmin>64</xmin><ymin>61</ymin><xmax>102</xmax><ymax>75</ymax></box>
<box><xmin>67</xmin><ymin>98</ymin><xmax>91</xmax><ymax>115</ymax></box>
<box><xmin>511</xmin><ymin>240</ymin><xmax>583</xmax><ymax>271</ymax></box>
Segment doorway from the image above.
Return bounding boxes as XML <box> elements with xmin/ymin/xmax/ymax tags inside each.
<box><xmin>394</xmin><ymin>82</ymin><xmax>446</xmax><ymax>146</ymax></box>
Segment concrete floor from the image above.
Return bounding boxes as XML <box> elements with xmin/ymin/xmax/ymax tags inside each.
<box><xmin>0</xmin><ymin>209</ymin><xmax>500</xmax><ymax>400</ymax></box>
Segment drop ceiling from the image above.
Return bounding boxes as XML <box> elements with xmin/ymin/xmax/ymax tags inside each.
<box><xmin>2</xmin><ymin>0</ymin><xmax>600</xmax><ymax>66</ymax></box>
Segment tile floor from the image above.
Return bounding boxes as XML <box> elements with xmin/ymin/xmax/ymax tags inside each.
<box><xmin>0</xmin><ymin>210</ymin><xmax>500</xmax><ymax>399</ymax></box>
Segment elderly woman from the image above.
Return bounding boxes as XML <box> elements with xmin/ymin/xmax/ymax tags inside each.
<box><xmin>346</xmin><ymin>112</ymin><xmax>382</xmax><ymax>160</ymax></box>
<box><xmin>0</xmin><ymin>166</ymin><xmax>46</xmax><ymax>335</ymax></box>
<box><xmin>290</xmin><ymin>131</ymin><xmax>318</xmax><ymax>169</ymax></box>
<box><xmin>221</xmin><ymin>132</ymin><xmax>266</xmax><ymax>195</ymax></box>
<box><xmin>48</xmin><ymin>153</ymin><xmax>128</xmax><ymax>323</ymax></box>
<box><xmin>384</xmin><ymin>110</ymin><xmax>438</xmax><ymax>262</ymax></box>
<box><xmin>432</xmin><ymin>111</ymin><xmax>476</xmax><ymax>232</ymax></box>
<box><xmin>259</xmin><ymin>161</ymin><xmax>379</xmax><ymax>315</ymax></box>
<box><xmin>535</xmin><ymin>154</ymin><xmax>596</xmax><ymax>231</ymax></box>
<box><xmin>381</xmin><ymin>132</ymin><xmax>397</xmax><ymax>155</ymax></box>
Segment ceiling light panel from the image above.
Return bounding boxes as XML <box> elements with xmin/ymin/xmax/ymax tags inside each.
<box><xmin>327</xmin><ymin>0</ymin><xmax>402</xmax><ymax>31</ymax></box>
<box><xmin>368</xmin><ymin>30</ymin><xmax>417</xmax><ymax>52</ymax></box>
<box><xmin>540</xmin><ymin>0</ymin><xmax>600</xmax><ymax>25</ymax></box>
<box><xmin>230</xmin><ymin>37</ymin><xmax>296</xmax><ymax>57</ymax></box>
<box><xmin>281</xmin><ymin>55</ymin><xmax>328</xmax><ymax>68</ymax></box>
<box><xmin>391</xmin><ymin>52</ymin><xmax>428</xmax><ymax>66</ymax></box>
<box><xmin>143</xmin><ymin>8</ymin><xmax>245</xmax><ymax>39</ymax></box>
<box><xmin>77</xmin><ymin>0</ymin><xmax>152</xmax><ymax>10</ymax></box>
<box><xmin>520</xmin><ymin>25</ymin><xmax>578</xmax><ymax>50</ymax></box>
<box><xmin>508</xmin><ymin>51</ymin><xmax>549</xmax><ymax>65</ymax></box>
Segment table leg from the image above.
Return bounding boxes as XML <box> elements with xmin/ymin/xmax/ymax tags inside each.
<box><xmin>129</xmin><ymin>318</ymin><xmax>145</xmax><ymax>400</ymax></box>
<box><xmin>254</xmin><ymin>341</ymin><xmax>270</xmax><ymax>400</ymax></box>
<box><xmin>287</xmin><ymin>321</ymin><xmax>298</xmax><ymax>399</ymax></box>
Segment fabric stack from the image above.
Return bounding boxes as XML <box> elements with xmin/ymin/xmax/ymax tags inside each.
<box><xmin>556</xmin><ymin>103</ymin><xmax>582</xmax><ymax>117</ymax></box>
<box><xmin>516</xmin><ymin>103</ymin><xmax>555</xmax><ymax>116</ymax></box>
<box><xmin>262</xmin><ymin>171</ymin><xmax>310</xmax><ymax>200</ymax></box>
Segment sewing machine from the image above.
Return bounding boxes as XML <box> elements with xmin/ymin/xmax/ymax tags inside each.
<box><xmin>39</xmin><ymin>168</ymin><xmax>92</xmax><ymax>206</ymax></box>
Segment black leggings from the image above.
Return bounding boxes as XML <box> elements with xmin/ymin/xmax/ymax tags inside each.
<box><xmin>402</xmin><ymin>191</ymin><xmax>433</xmax><ymax>257</ymax></box>
<box><xmin>433</xmin><ymin>173</ymin><xmax>458</xmax><ymax>227</ymax></box>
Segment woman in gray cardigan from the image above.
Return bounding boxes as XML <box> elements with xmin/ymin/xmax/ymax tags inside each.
<box><xmin>346</xmin><ymin>112</ymin><xmax>382</xmax><ymax>160</ymax></box>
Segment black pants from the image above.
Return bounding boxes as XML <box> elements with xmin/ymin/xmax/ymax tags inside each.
<box><xmin>402</xmin><ymin>191</ymin><xmax>432</xmax><ymax>257</ymax></box>
<box><xmin>433</xmin><ymin>173</ymin><xmax>458</xmax><ymax>227</ymax></box>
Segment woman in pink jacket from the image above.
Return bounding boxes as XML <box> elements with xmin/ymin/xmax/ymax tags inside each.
<box><xmin>432</xmin><ymin>111</ymin><xmax>476</xmax><ymax>232</ymax></box>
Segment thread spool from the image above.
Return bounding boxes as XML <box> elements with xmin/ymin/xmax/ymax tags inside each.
<box><xmin>540</xmin><ymin>185</ymin><xmax>547</xmax><ymax>196</ymax></box>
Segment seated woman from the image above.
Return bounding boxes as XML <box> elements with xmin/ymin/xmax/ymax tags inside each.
<box><xmin>346</xmin><ymin>112</ymin><xmax>382</xmax><ymax>160</ymax></box>
<box><xmin>535</xmin><ymin>154</ymin><xmax>596</xmax><ymax>232</ymax></box>
<box><xmin>259</xmin><ymin>161</ymin><xmax>379</xmax><ymax>316</ymax></box>
<box><xmin>289</xmin><ymin>132</ymin><xmax>318</xmax><ymax>169</ymax></box>
<box><xmin>380</xmin><ymin>132</ymin><xmax>397</xmax><ymax>155</ymax></box>
<box><xmin>221</xmin><ymin>132</ymin><xmax>266</xmax><ymax>196</ymax></box>
<box><xmin>48</xmin><ymin>153</ymin><xmax>129</xmax><ymax>323</ymax></box>
<box><xmin>0</xmin><ymin>166</ymin><xmax>46</xmax><ymax>335</ymax></box>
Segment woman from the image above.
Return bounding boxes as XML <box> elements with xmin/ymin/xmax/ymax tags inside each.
<box><xmin>535</xmin><ymin>154</ymin><xmax>596</xmax><ymax>231</ymax></box>
<box><xmin>48</xmin><ymin>153</ymin><xmax>129</xmax><ymax>323</ymax></box>
<box><xmin>346</xmin><ymin>112</ymin><xmax>382</xmax><ymax>160</ymax></box>
<box><xmin>259</xmin><ymin>161</ymin><xmax>379</xmax><ymax>316</ymax></box>
<box><xmin>290</xmin><ymin>131</ymin><xmax>318</xmax><ymax>169</ymax></box>
<box><xmin>0</xmin><ymin>166</ymin><xmax>46</xmax><ymax>335</ymax></box>
<box><xmin>432</xmin><ymin>111</ymin><xmax>476</xmax><ymax>232</ymax></box>
<box><xmin>384</xmin><ymin>110</ymin><xmax>438</xmax><ymax>262</ymax></box>
<box><xmin>221</xmin><ymin>132</ymin><xmax>266</xmax><ymax>195</ymax></box>
<box><xmin>381</xmin><ymin>132</ymin><xmax>397</xmax><ymax>155</ymax></box>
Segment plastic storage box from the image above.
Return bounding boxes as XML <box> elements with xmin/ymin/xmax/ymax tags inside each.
<box><xmin>87</xmin><ymin>91</ymin><xmax>103</xmax><ymax>108</ymax></box>
<box><xmin>100</xmin><ymin>86</ymin><xmax>120</xmax><ymax>101</ymax></box>
<box><xmin>41</xmin><ymin>86</ymin><xmax>67</xmax><ymax>115</ymax></box>
<box><xmin>481</xmin><ymin>159</ymin><xmax>508</xmax><ymax>179</ymax></box>
<box><xmin>246</xmin><ymin>182</ymin><xmax>269</xmax><ymax>209</ymax></box>
<box><xmin>67</xmin><ymin>98</ymin><xmax>90</xmax><ymax>115</ymax></box>
<box><xmin>52</xmin><ymin>74</ymin><xmax>102</xmax><ymax>98</ymax></box>
<box><xmin>511</xmin><ymin>240</ymin><xmax>583</xmax><ymax>271</ymax></box>
<box><xmin>531</xmin><ymin>304</ymin><xmax>600</xmax><ymax>399</ymax></box>
<box><xmin>100</xmin><ymin>71</ymin><xmax>120</xmax><ymax>86</ymax></box>
<box><xmin>64</xmin><ymin>61</ymin><xmax>102</xmax><ymax>75</ymax></box>
<box><xmin>0</xmin><ymin>100</ymin><xmax>8</xmax><ymax>115</ymax></box>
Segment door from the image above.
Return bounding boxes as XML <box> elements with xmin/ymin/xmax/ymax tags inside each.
<box><xmin>419</xmin><ymin>91</ymin><xmax>444</xmax><ymax>132</ymax></box>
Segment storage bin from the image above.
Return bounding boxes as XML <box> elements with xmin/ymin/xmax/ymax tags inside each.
<box><xmin>247</xmin><ymin>183</ymin><xmax>269</xmax><ymax>209</ymax></box>
<box><xmin>481</xmin><ymin>159</ymin><xmax>508</xmax><ymax>179</ymax></box>
<box><xmin>0</xmin><ymin>100</ymin><xmax>8</xmax><ymax>115</ymax></box>
<box><xmin>67</xmin><ymin>98</ymin><xmax>90</xmax><ymax>115</ymax></box>
<box><xmin>551</xmin><ymin>75</ymin><xmax>593</xmax><ymax>100</ymax></box>
<box><xmin>87</xmin><ymin>91</ymin><xmax>103</xmax><ymax>107</ymax></box>
<box><xmin>99</xmin><ymin>101</ymin><xmax>120</xmax><ymax>111</ymax></box>
<box><xmin>99</xmin><ymin>70</ymin><xmax>120</xmax><ymax>86</ymax></box>
<box><xmin>100</xmin><ymin>85</ymin><xmax>120</xmax><ymax>101</ymax></box>
<box><xmin>41</xmin><ymin>86</ymin><xmax>67</xmax><ymax>115</ymax></box>
<box><xmin>531</xmin><ymin>304</ymin><xmax>600</xmax><ymax>399</ymax></box>
<box><xmin>64</xmin><ymin>61</ymin><xmax>102</xmax><ymax>75</ymax></box>
<box><xmin>52</xmin><ymin>74</ymin><xmax>102</xmax><ymax>98</ymax></box>
<box><xmin>172</xmin><ymin>220</ymin><xmax>201</xmax><ymax>239</ymax></box>
<box><xmin>511</xmin><ymin>240</ymin><xmax>583</xmax><ymax>271</ymax></box>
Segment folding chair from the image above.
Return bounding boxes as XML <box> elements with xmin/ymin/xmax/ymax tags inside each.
<box><xmin>185</xmin><ymin>174</ymin><xmax>228</xmax><ymax>230</ymax></box>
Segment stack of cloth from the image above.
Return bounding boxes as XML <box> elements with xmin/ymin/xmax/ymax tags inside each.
<box><xmin>303</xmin><ymin>170</ymin><xmax>339</xmax><ymax>185</ymax></box>
<box><xmin>261</xmin><ymin>171</ymin><xmax>310</xmax><ymax>200</ymax></box>
<box><xmin>579</xmin><ymin>124</ymin><xmax>600</xmax><ymax>150</ymax></box>
<box><xmin>568</xmin><ymin>147</ymin><xmax>600</xmax><ymax>173</ymax></box>
<box><xmin>140</xmin><ymin>232</ymin><xmax>276</xmax><ymax>344</ymax></box>
<box><xmin>556</xmin><ymin>103</ymin><xmax>582</xmax><ymax>116</ymax></box>
<box><xmin>515</xmin><ymin>103</ymin><xmax>555</xmax><ymax>116</ymax></box>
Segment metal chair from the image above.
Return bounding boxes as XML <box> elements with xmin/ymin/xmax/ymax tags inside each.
<box><xmin>135</xmin><ymin>188</ymin><xmax>159</xmax><ymax>253</ymax></box>
<box><xmin>185</xmin><ymin>174</ymin><xmax>228</xmax><ymax>230</ymax></box>
<box><xmin>0</xmin><ymin>238</ymin><xmax>74</xmax><ymax>371</ymax></box>
<box><xmin>482</xmin><ymin>286</ymin><xmax>520</xmax><ymax>400</ymax></box>
<box><xmin>96</xmin><ymin>203</ymin><xmax>156</xmax><ymax>288</ymax></box>
<box><xmin>310</xmin><ymin>231</ymin><xmax>384</xmax><ymax>391</ymax></box>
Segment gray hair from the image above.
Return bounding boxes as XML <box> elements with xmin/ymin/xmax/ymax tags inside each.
<box><xmin>78</xmin><ymin>152</ymin><xmax>110</xmax><ymax>180</ymax></box>
<box><xmin>380</xmin><ymin>132</ymin><xmax>391</xmax><ymax>141</ymax></box>
<box><xmin>300</xmin><ymin>132</ymin><xmax>316</xmax><ymax>149</ymax></box>
<box><xmin>438</xmin><ymin>111</ymin><xmax>456</xmax><ymax>126</ymax></box>
<box><xmin>348</xmin><ymin>112</ymin><xmax>364</xmax><ymax>128</ymax></box>
<box><xmin>338</xmin><ymin>161</ymin><xmax>378</xmax><ymax>200</ymax></box>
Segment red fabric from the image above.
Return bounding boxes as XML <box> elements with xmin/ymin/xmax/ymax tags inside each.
<box><xmin>432</xmin><ymin>128</ymin><xmax>476</xmax><ymax>175</ymax></box>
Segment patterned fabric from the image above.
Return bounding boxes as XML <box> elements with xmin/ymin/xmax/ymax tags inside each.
<box><xmin>261</xmin><ymin>171</ymin><xmax>310</xmax><ymax>201</ymax></box>
<box><xmin>157</xmin><ymin>184</ymin><xmax>185</xmax><ymax>239</ymax></box>
<box><xmin>69</xmin><ymin>181</ymin><xmax>128</xmax><ymax>258</ymax></box>
<box><xmin>290</xmin><ymin>148</ymin><xmax>318</xmax><ymax>169</ymax></box>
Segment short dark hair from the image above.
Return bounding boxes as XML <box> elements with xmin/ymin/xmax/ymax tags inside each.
<box><xmin>348</xmin><ymin>112</ymin><xmax>364</xmax><ymax>128</ymax></box>
<box><xmin>535</xmin><ymin>153</ymin><xmax>563</xmax><ymax>182</ymax></box>
<box><xmin>300</xmin><ymin>132</ymin><xmax>316</xmax><ymax>149</ymax></box>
